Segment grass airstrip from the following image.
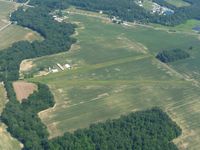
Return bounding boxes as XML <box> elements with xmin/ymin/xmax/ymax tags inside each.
<box><xmin>23</xmin><ymin>8</ymin><xmax>200</xmax><ymax>150</ymax></box>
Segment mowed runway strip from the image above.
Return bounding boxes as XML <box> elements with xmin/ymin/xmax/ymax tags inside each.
<box><xmin>27</xmin><ymin>9</ymin><xmax>200</xmax><ymax>149</ymax></box>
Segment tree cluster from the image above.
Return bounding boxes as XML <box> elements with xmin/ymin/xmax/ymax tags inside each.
<box><xmin>50</xmin><ymin>108</ymin><xmax>181</xmax><ymax>150</ymax></box>
<box><xmin>156</xmin><ymin>49</ymin><xmax>190</xmax><ymax>63</ymax></box>
<box><xmin>1</xmin><ymin>82</ymin><xmax>54</xmax><ymax>149</ymax></box>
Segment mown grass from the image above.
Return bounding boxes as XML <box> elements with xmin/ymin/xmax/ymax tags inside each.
<box><xmin>27</xmin><ymin>9</ymin><xmax>200</xmax><ymax>149</ymax></box>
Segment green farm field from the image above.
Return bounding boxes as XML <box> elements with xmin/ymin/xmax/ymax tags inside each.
<box><xmin>26</xmin><ymin>9</ymin><xmax>200</xmax><ymax>149</ymax></box>
<box><xmin>166</xmin><ymin>0</ymin><xmax>191</xmax><ymax>7</ymax></box>
<box><xmin>0</xmin><ymin>84</ymin><xmax>21</xmax><ymax>150</ymax></box>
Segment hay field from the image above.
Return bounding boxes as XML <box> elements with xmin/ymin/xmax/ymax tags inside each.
<box><xmin>27</xmin><ymin>9</ymin><xmax>200</xmax><ymax>149</ymax></box>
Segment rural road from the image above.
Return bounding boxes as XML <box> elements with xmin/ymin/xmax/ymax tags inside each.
<box><xmin>0</xmin><ymin>22</ymin><xmax>11</xmax><ymax>32</ymax></box>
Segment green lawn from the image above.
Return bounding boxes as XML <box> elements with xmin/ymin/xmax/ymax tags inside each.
<box><xmin>27</xmin><ymin>9</ymin><xmax>200</xmax><ymax>149</ymax></box>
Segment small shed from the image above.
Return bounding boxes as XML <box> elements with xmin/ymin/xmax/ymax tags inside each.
<box><xmin>65</xmin><ymin>64</ymin><xmax>71</xmax><ymax>69</ymax></box>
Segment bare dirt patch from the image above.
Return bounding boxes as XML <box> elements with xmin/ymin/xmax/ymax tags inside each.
<box><xmin>13</xmin><ymin>81</ymin><xmax>37</xmax><ymax>102</ymax></box>
<box><xmin>25</xmin><ymin>32</ymin><xmax>35</xmax><ymax>40</ymax></box>
<box><xmin>20</xmin><ymin>60</ymin><xmax>35</xmax><ymax>72</ymax></box>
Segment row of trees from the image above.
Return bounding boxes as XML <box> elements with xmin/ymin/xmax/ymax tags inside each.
<box><xmin>67</xmin><ymin>0</ymin><xmax>200</xmax><ymax>26</ymax></box>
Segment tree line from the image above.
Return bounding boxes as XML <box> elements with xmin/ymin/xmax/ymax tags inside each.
<box><xmin>67</xmin><ymin>0</ymin><xmax>200</xmax><ymax>26</ymax></box>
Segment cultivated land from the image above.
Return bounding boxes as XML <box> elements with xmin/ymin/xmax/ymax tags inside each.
<box><xmin>13</xmin><ymin>81</ymin><xmax>37</xmax><ymax>102</ymax></box>
<box><xmin>25</xmin><ymin>9</ymin><xmax>200</xmax><ymax>150</ymax></box>
<box><xmin>0</xmin><ymin>0</ymin><xmax>42</xmax><ymax>50</ymax></box>
<box><xmin>0</xmin><ymin>83</ymin><xmax>21</xmax><ymax>150</ymax></box>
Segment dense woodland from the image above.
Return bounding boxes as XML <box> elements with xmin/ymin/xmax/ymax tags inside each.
<box><xmin>0</xmin><ymin>0</ymin><xmax>184</xmax><ymax>149</ymax></box>
<box><xmin>156</xmin><ymin>49</ymin><xmax>190</xmax><ymax>63</ymax></box>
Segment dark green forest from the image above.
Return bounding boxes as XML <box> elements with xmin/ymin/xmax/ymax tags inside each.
<box><xmin>0</xmin><ymin>0</ymin><xmax>184</xmax><ymax>149</ymax></box>
<box><xmin>156</xmin><ymin>49</ymin><xmax>190</xmax><ymax>63</ymax></box>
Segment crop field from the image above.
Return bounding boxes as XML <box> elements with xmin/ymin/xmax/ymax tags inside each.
<box><xmin>0</xmin><ymin>84</ymin><xmax>21</xmax><ymax>150</ymax></box>
<box><xmin>13</xmin><ymin>81</ymin><xmax>37</xmax><ymax>102</ymax></box>
<box><xmin>25</xmin><ymin>9</ymin><xmax>200</xmax><ymax>149</ymax></box>
<box><xmin>0</xmin><ymin>0</ymin><xmax>18</xmax><ymax>26</ymax></box>
<box><xmin>0</xmin><ymin>0</ymin><xmax>42</xmax><ymax>50</ymax></box>
<box><xmin>166</xmin><ymin>0</ymin><xmax>191</xmax><ymax>7</ymax></box>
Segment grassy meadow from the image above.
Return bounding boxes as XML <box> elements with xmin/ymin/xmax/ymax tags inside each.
<box><xmin>25</xmin><ymin>9</ymin><xmax>200</xmax><ymax>150</ymax></box>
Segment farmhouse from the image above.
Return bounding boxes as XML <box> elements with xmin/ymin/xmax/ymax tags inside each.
<box><xmin>64</xmin><ymin>64</ymin><xmax>71</xmax><ymax>69</ymax></box>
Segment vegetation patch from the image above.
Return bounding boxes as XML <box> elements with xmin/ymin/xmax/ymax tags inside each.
<box><xmin>0</xmin><ymin>83</ymin><xmax>21</xmax><ymax>150</ymax></box>
<box><xmin>50</xmin><ymin>108</ymin><xmax>181</xmax><ymax>150</ymax></box>
<box><xmin>156</xmin><ymin>49</ymin><xmax>190</xmax><ymax>63</ymax></box>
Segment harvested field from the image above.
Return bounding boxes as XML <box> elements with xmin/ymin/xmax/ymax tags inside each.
<box><xmin>13</xmin><ymin>81</ymin><xmax>37</xmax><ymax>102</ymax></box>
